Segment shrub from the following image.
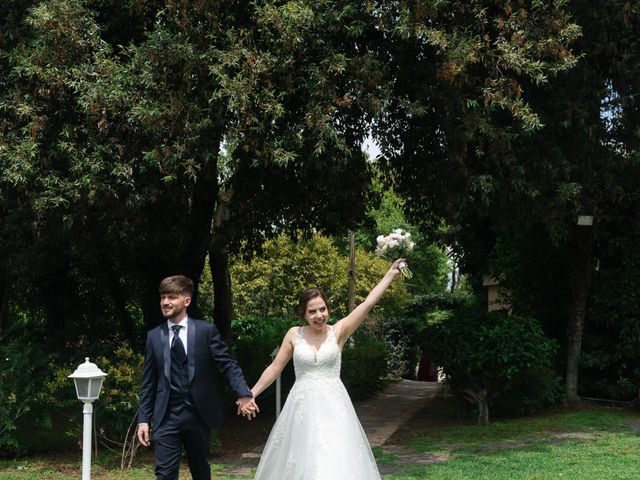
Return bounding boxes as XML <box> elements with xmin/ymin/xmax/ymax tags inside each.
<box><xmin>0</xmin><ymin>329</ymin><xmax>56</xmax><ymax>456</ymax></box>
<box><xmin>341</xmin><ymin>336</ymin><xmax>388</xmax><ymax>400</ymax></box>
<box><xmin>408</xmin><ymin>292</ymin><xmax>470</xmax><ymax>316</ymax></box>
<box><xmin>425</xmin><ymin>305</ymin><xmax>560</xmax><ymax>424</ymax></box>
<box><xmin>230</xmin><ymin>233</ymin><xmax>409</xmax><ymax>320</ymax></box>
<box><xmin>94</xmin><ymin>345</ymin><xmax>145</xmax><ymax>444</ymax></box>
<box><xmin>230</xmin><ymin>316</ymin><xmax>388</xmax><ymax>406</ymax></box>
<box><xmin>230</xmin><ymin>316</ymin><xmax>299</xmax><ymax>414</ymax></box>
<box><xmin>45</xmin><ymin>338</ymin><xmax>144</xmax><ymax>453</ymax></box>
<box><xmin>377</xmin><ymin>316</ymin><xmax>421</xmax><ymax>379</ymax></box>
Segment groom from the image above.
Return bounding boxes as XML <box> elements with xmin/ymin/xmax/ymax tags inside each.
<box><xmin>137</xmin><ymin>275</ymin><xmax>258</xmax><ymax>480</ymax></box>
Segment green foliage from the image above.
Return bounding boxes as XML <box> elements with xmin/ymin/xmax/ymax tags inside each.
<box><xmin>362</xmin><ymin>185</ymin><xmax>451</xmax><ymax>294</ymax></box>
<box><xmin>341</xmin><ymin>336</ymin><xmax>388</xmax><ymax>401</ymax></box>
<box><xmin>231</xmin><ymin>316</ymin><xmax>298</xmax><ymax>385</ymax></box>
<box><xmin>231</xmin><ymin>233</ymin><xmax>409</xmax><ymax>320</ymax></box>
<box><xmin>44</xmin><ymin>340</ymin><xmax>144</xmax><ymax>449</ymax></box>
<box><xmin>230</xmin><ymin>316</ymin><xmax>299</xmax><ymax>414</ymax></box>
<box><xmin>425</xmin><ymin>304</ymin><xmax>560</xmax><ymax>422</ymax></box>
<box><xmin>230</xmin><ymin>316</ymin><xmax>387</xmax><ymax>407</ymax></box>
<box><xmin>409</xmin><ymin>292</ymin><xmax>471</xmax><ymax>316</ymax></box>
<box><xmin>387</xmin><ymin>0</ymin><xmax>640</xmax><ymax>403</ymax></box>
<box><xmin>231</xmin><ymin>234</ymin><xmax>344</xmax><ymax>318</ymax></box>
<box><xmin>94</xmin><ymin>346</ymin><xmax>144</xmax><ymax>443</ymax></box>
<box><xmin>377</xmin><ymin>316</ymin><xmax>421</xmax><ymax>380</ymax></box>
<box><xmin>578</xmin><ymin>200</ymin><xmax>640</xmax><ymax>401</ymax></box>
<box><xmin>0</xmin><ymin>0</ymin><xmax>383</xmax><ymax>345</ymax></box>
<box><xmin>0</xmin><ymin>331</ymin><xmax>56</xmax><ymax>456</ymax></box>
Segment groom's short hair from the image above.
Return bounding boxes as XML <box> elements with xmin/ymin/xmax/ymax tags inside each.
<box><xmin>159</xmin><ymin>275</ymin><xmax>194</xmax><ymax>297</ymax></box>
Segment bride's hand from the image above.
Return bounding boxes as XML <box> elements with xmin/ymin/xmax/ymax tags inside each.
<box><xmin>236</xmin><ymin>397</ymin><xmax>259</xmax><ymax>420</ymax></box>
<box><xmin>391</xmin><ymin>258</ymin><xmax>406</xmax><ymax>274</ymax></box>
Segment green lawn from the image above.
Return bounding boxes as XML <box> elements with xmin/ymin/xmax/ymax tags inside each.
<box><xmin>380</xmin><ymin>404</ymin><xmax>640</xmax><ymax>479</ymax></box>
<box><xmin>1</xmin><ymin>403</ymin><xmax>638</xmax><ymax>479</ymax></box>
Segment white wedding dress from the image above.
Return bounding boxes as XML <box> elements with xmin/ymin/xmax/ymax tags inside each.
<box><xmin>254</xmin><ymin>325</ymin><xmax>381</xmax><ymax>480</ymax></box>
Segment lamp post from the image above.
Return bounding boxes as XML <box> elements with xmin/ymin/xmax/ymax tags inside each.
<box><xmin>68</xmin><ymin>358</ymin><xmax>107</xmax><ymax>480</ymax></box>
<box><xmin>270</xmin><ymin>347</ymin><xmax>281</xmax><ymax>418</ymax></box>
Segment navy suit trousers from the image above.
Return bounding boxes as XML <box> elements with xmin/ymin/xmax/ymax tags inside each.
<box><xmin>153</xmin><ymin>405</ymin><xmax>211</xmax><ymax>480</ymax></box>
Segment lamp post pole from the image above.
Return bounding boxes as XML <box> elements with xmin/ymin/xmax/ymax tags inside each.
<box><xmin>68</xmin><ymin>358</ymin><xmax>107</xmax><ymax>480</ymax></box>
<box><xmin>270</xmin><ymin>348</ymin><xmax>281</xmax><ymax>418</ymax></box>
<box><xmin>82</xmin><ymin>402</ymin><xmax>93</xmax><ymax>480</ymax></box>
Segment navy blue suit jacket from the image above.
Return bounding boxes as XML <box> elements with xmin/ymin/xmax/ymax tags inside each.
<box><xmin>138</xmin><ymin>317</ymin><xmax>251</xmax><ymax>430</ymax></box>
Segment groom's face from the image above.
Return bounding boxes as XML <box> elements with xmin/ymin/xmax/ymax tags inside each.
<box><xmin>160</xmin><ymin>292</ymin><xmax>191</xmax><ymax>321</ymax></box>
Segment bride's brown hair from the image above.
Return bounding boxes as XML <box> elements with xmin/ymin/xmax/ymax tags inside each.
<box><xmin>297</xmin><ymin>288</ymin><xmax>330</xmax><ymax>319</ymax></box>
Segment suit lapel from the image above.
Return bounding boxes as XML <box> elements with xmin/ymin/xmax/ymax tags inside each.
<box><xmin>187</xmin><ymin>317</ymin><xmax>196</xmax><ymax>383</ymax></box>
<box><xmin>161</xmin><ymin>323</ymin><xmax>170</xmax><ymax>380</ymax></box>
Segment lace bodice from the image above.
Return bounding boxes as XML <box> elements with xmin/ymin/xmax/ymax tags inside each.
<box><xmin>293</xmin><ymin>325</ymin><xmax>341</xmax><ymax>382</ymax></box>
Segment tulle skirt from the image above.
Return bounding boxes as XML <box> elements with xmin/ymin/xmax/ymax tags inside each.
<box><xmin>254</xmin><ymin>376</ymin><xmax>381</xmax><ymax>480</ymax></box>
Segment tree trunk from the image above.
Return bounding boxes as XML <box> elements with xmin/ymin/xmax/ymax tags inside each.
<box><xmin>0</xmin><ymin>277</ymin><xmax>8</xmax><ymax>333</ymax></box>
<box><xmin>209</xmin><ymin>187</ymin><xmax>234</xmax><ymax>341</ymax></box>
<box><xmin>105</xmin><ymin>271</ymin><xmax>136</xmax><ymax>346</ymax></box>
<box><xmin>449</xmin><ymin>257</ymin><xmax>457</xmax><ymax>292</ymax></box>
<box><xmin>478</xmin><ymin>397</ymin><xmax>489</xmax><ymax>425</ymax></box>
<box><xmin>44</xmin><ymin>267</ymin><xmax>69</xmax><ymax>352</ymax></box>
<box><xmin>565</xmin><ymin>225</ymin><xmax>594</xmax><ymax>403</ymax></box>
<box><xmin>141</xmin><ymin>266</ymin><xmax>168</xmax><ymax>337</ymax></box>
<box><xmin>178</xmin><ymin>128</ymin><xmax>223</xmax><ymax>319</ymax></box>
<box><xmin>464</xmin><ymin>387</ymin><xmax>490</xmax><ymax>425</ymax></box>
<box><xmin>348</xmin><ymin>231</ymin><xmax>356</xmax><ymax>313</ymax></box>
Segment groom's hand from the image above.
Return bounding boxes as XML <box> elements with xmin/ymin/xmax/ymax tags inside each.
<box><xmin>137</xmin><ymin>423</ymin><xmax>151</xmax><ymax>447</ymax></box>
<box><xmin>236</xmin><ymin>396</ymin><xmax>259</xmax><ymax>420</ymax></box>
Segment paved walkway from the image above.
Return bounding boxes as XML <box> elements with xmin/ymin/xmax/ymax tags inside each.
<box><xmin>355</xmin><ymin>380</ymin><xmax>441</xmax><ymax>447</ymax></box>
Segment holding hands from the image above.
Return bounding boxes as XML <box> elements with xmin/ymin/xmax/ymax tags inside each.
<box><xmin>236</xmin><ymin>396</ymin><xmax>260</xmax><ymax>420</ymax></box>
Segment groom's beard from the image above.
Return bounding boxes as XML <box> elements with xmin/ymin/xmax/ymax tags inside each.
<box><xmin>161</xmin><ymin>304</ymin><xmax>185</xmax><ymax>321</ymax></box>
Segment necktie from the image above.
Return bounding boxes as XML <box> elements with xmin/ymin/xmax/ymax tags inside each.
<box><xmin>171</xmin><ymin>325</ymin><xmax>186</xmax><ymax>362</ymax></box>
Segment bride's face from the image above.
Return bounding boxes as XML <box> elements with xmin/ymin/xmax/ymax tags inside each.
<box><xmin>304</xmin><ymin>296</ymin><xmax>329</xmax><ymax>331</ymax></box>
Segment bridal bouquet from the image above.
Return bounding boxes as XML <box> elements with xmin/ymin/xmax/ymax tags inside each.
<box><xmin>375</xmin><ymin>229</ymin><xmax>414</xmax><ymax>279</ymax></box>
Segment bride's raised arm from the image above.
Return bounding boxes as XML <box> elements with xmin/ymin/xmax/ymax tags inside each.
<box><xmin>334</xmin><ymin>258</ymin><xmax>404</xmax><ymax>346</ymax></box>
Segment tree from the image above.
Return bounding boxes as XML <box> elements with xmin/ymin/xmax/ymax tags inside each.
<box><xmin>227</xmin><ymin>232</ymin><xmax>409</xmax><ymax>320</ymax></box>
<box><xmin>425</xmin><ymin>305</ymin><xmax>558</xmax><ymax>425</ymax></box>
<box><xmin>474</xmin><ymin>1</ymin><xmax>640</xmax><ymax>402</ymax></box>
<box><xmin>0</xmin><ymin>0</ymin><xmax>384</xmax><ymax>345</ymax></box>
<box><xmin>0</xmin><ymin>0</ymin><xmax>587</xmax><ymax>355</ymax></box>
<box><xmin>376</xmin><ymin>0</ymin><xmax>640</xmax><ymax>402</ymax></box>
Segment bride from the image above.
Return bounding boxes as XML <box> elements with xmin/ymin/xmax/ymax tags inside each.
<box><xmin>246</xmin><ymin>259</ymin><xmax>404</xmax><ymax>480</ymax></box>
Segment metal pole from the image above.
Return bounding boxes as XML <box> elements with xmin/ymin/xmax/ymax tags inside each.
<box><xmin>275</xmin><ymin>375</ymin><xmax>281</xmax><ymax>418</ymax></box>
<box><xmin>82</xmin><ymin>402</ymin><xmax>93</xmax><ymax>480</ymax></box>
<box><xmin>271</xmin><ymin>347</ymin><xmax>282</xmax><ymax>419</ymax></box>
<box><xmin>348</xmin><ymin>230</ymin><xmax>356</xmax><ymax>313</ymax></box>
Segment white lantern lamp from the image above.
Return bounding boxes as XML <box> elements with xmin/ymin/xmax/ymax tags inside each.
<box><xmin>68</xmin><ymin>358</ymin><xmax>107</xmax><ymax>480</ymax></box>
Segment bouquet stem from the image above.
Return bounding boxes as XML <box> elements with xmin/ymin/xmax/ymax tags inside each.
<box><xmin>398</xmin><ymin>260</ymin><xmax>413</xmax><ymax>279</ymax></box>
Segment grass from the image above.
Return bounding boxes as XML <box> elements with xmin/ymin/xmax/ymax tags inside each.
<box><xmin>381</xmin><ymin>400</ymin><xmax>640</xmax><ymax>479</ymax></box>
<box><xmin>1</xmin><ymin>400</ymin><xmax>639</xmax><ymax>479</ymax></box>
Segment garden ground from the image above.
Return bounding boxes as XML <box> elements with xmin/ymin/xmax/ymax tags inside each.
<box><xmin>1</xmin><ymin>382</ymin><xmax>639</xmax><ymax>479</ymax></box>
